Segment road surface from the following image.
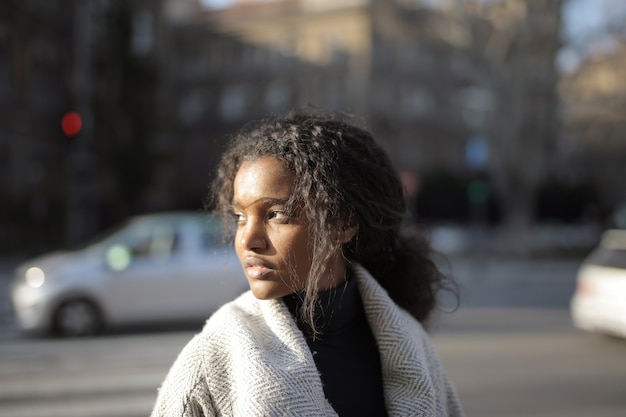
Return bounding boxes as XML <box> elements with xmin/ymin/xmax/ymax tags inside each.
<box><xmin>1</xmin><ymin>255</ymin><xmax>625</xmax><ymax>417</ymax></box>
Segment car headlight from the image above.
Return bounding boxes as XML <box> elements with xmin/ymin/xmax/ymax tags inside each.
<box><xmin>25</xmin><ymin>267</ymin><xmax>46</xmax><ymax>288</ymax></box>
<box><xmin>106</xmin><ymin>244</ymin><xmax>132</xmax><ymax>271</ymax></box>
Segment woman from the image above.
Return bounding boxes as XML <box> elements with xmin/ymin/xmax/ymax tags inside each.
<box><xmin>151</xmin><ymin>110</ymin><xmax>464</xmax><ymax>417</ymax></box>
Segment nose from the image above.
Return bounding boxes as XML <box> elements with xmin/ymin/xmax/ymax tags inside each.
<box><xmin>238</xmin><ymin>218</ymin><xmax>267</xmax><ymax>252</ymax></box>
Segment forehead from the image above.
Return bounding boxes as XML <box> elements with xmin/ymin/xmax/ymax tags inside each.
<box><xmin>233</xmin><ymin>157</ymin><xmax>294</xmax><ymax>204</ymax></box>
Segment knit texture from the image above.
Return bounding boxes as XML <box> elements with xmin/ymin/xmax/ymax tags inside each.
<box><xmin>151</xmin><ymin>264</ymin><xmax>465</xmax><ymax>417</ymax></box>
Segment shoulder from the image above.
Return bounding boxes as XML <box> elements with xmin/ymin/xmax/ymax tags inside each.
<box><xmin>151</xmin><ymin>332</ymin><xmax>214</xmax><ymax>416</ymax></box>
<box><xmin>156</xmin><ymin>293</ymin><xmax>261</xmax><ymax>382</ymax></box>
<box><xmin>351</xmin><ymin>264</ymin><xmax>465</xmax><ymax>416</ymax></box>
<box><xmin>351</xmin><ymin>263</ymin><xmax>432</xmax><ymax>345</ymax></box>
<box><xmin>204</xmin><ymin>290</ymin><xmax>259</xmax><ymax>327</ymax></box>
<box><xmin>200</xmin><ymin>290</ymin><xmax>267</xmax><ymax>339</ymax></box>
<box><xmin>152</xmin><ymin>292</ymin><xmax>266</xmax><ymax>416</ymax></box>
<box><xmin>198</xmin><ymin>290</ymin><xmax>295</xmax><ymax>357</ymax></box>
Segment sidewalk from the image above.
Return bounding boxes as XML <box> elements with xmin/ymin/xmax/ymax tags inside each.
<box><xmin>440</xmin><ymin>254</ymin><xmax>582</xmax><ymax>309</ymax></box>
<box><xmin>0</xmin><ymin>257</ymin><xmax>24</xmax><ymax>338</ymax></box>
<box><xmin>428</xmin><ymin>223</ymin><xmax>600</xmax><ymax>257</ymax></box>
<box><xmin>0</xmin><ymin>256</ymin><xmax>27</xmax><ymax>282</ymax></box>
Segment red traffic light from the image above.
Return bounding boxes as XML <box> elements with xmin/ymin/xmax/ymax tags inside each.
<box><xmin>61</xmin><ymin>111</ymin><xmax>82</xmax><ymax>137</ymax></box>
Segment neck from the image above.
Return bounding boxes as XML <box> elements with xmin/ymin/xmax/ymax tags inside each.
<box><xmin>284</xmin><ymin>267</ymin><xmax>358</xmax><ymax>336</ymax></box>
<box><xmin>317</xmin><ymin>255</ymin><xmax>348</xmax><ymax>292</ymax></box>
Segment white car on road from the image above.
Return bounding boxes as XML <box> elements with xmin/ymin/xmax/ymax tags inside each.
<box><xmin>571</xmin><ymin>229</ymin><xmax>626</xmax><ymax>338</ymax></box>
<box><xmin>11</xmin><ymin>212</ymin><xmax>247</xmax><ymax>337</ymax></box>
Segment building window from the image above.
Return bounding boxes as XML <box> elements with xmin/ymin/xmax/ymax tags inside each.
<box><xmin>449</xmin><ymin>54</ymin><xmax>473</xmax><ymax>77</ymax></box>
<box><xmin>219</xmin><ymin>84</ymin><xmax>249</xmax><ymax>121</ymax></box>
<box><xmin>401</xmin><ymin>86</ymin><xmax>433</xmax><ymax>116</ymax></box>
<box><xmin>241</xmin><ymin>46</ymin><xmax>267</xmax><ymax>68</ymax></box>
<box><xmin>403</xmin><ymin>47</ymin><xmax>434</xmax><ymax>71</ymax></box>
<box><xmin>325</xmin><ymin>33</ymin><xmax>346</xmax><ymax>64</ymax></box>
<box><xmin>460</xmin><ymin>86</ymin><xmax>493</xmax><ymax>129</ymax></box>
<box><xmin>324</xmin><ymin>79</ymin><xmax>343</xmax><ymax>109</ymax></box>
<box><xmin>264</xmin><ymin>80</ymin><xmax>291</xmax><ymax>112</ymax></box>
<box><xmin>132</xmin><ymin>10</ymin><xmax>153</xmax><ymax>56</ymax></box>
<box><xmin>178</xmin><ymin>90</ymin><xmax>210</xmax><ymax>126</ymax></box>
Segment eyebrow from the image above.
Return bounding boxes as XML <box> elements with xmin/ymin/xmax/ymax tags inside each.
<box><xmin>230</xmin><ymin>198</ymin><xmax>290</xmax><ymax>211</ymax></box>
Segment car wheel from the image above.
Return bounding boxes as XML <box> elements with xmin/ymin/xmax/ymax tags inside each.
<box><xmin>53</xmin><ymin>299</ymin><xmax>103</xmax><ymax>337</ymax></box>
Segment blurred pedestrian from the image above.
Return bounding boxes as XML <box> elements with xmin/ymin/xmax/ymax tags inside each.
<box><xmin>151</xmin><ymin>109</ymin><xmax>464</xmax><ymax>417</ymax></box>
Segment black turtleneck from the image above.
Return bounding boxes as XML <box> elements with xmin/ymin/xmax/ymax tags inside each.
<box><xmin>283</xmin><ymin>272</ymin><xmax>388</xmax><ymax>417</ymax></box>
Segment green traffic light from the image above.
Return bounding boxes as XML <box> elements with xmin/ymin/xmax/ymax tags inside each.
<box><xmin>468</xmin><ymin>180</ymin><xmax>490</xmax><ymax>205</ymax></box>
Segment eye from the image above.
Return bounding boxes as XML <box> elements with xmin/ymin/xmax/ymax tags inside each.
<box><xmin>268</xmin><ymin>210</ymin><xmax>290</xmax><ymax>222</ymax></box>
<box><xmin>231</xmin><ymin>211</ymin><xmax>245</xmax><ymax>223</ymax></box>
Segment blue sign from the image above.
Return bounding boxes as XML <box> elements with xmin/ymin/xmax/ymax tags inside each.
<box><xmin>466</xmin><ymin>136</ymin><xmax>488</xmax><ymax>170</ymax></box>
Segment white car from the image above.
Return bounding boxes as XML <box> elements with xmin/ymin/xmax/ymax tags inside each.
<box><xmin>11</xmin><ymin>212</ymin><xmax>247</xmax><ymax>337</ymax></box>
<box><xmin>570</xmin><ymin>229</ymin><xmax>626</xmax><ymax>338</ymax></box>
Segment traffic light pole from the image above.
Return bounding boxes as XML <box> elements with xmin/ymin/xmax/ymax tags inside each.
<box><xmin>66</xmin><ymin>0</ymin><xmax>98</xmax><ymax>246</ymax></box>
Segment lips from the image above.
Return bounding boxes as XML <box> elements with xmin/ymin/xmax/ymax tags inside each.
<box><xmin>243</xmin><ymin>257</ymin><xmax>274</xmax><ymax>279</ymax></box>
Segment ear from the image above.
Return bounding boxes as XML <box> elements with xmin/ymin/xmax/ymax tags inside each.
<box><xmin>338</xmin><ymin>221</ymin><xmax>359</xmax><ymax>244</ymax></box>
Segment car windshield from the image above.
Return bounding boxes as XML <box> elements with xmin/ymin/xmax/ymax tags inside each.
<box><xmin>77</xmin><ymin>213</ymin><xmax>226</xmax><ymax>250</ymax></box>
<box><xmin>71</xmin><ymin>219</ymin><xmax>137</xmax><ymax>251</ymax></box>
<box><xmin>587</xmin><ymin>248</ymin><xmax>626</xmax><ymax>269</ymax></box>
<box><xmin>86</xmin><ymin>218</ymin><xmax>162</xmax><ymax>252</ymax></box>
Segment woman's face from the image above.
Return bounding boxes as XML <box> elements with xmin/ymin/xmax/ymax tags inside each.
<box><xmin>232</xmin><ymin>156</ymin><xmax>345</xmax><ymax>299</ymax></box>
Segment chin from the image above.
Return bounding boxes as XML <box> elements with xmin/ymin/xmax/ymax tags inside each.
<box><xmin>248</xmin><ymin>281</ymin><xmax>294</xmax><ymax>300</ymax></box>
<box><xmin>250</xmin><ymin>290</ymin><xmax>274</xmax><ymax>300</ymax></box>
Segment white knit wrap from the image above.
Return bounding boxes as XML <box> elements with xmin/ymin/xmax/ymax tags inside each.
<box><xmin>151</xmin><ymin>264</ymin><xmax>465</xmax><ymax>417</ymax></box>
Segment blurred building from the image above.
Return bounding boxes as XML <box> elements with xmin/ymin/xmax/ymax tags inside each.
<box><xmin>127</xmin><ymin>0</ymin><xmax>489</xmax><ymax>222</ymax></box>
<box><xmin>1</xmin><ymin>0</ymin><xmax>611</xmax><ymax>253</ymax></box>
<box><xmin>187</xmin><ymin>0</ymin><xmax>567</xmax><ymax>230</ymax></box>
<box><xmin>559</xmin><ymin>39</ymin><xmax>626</xmax><ymax>209</ymax></box>
<box><xmin>191</xmin><ymin>0</ymin><xmax>482</xmax><ymax>172</ymax></box>
<box><xmin>0</xmin><ymin>1</ymin><xmax>77</xmax><ymax>249</ymax></box>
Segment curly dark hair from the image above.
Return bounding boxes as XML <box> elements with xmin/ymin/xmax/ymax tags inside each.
<box><xmin>209</xmin><ymin>109</ymin><xmax>456</xmax><ymax>328</ymax></box>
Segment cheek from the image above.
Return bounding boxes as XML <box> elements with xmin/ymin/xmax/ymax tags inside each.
<box><xmin>233</xmin><ymin>229</ymin><xmax>242</xmax><ymax>250</ymax></box>
<box><xmin>288</xmin><ymin>234</ymin><xmax>313</xmax><ymax>272</ymax></box>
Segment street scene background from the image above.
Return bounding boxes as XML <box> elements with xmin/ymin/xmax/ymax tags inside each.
<box><xmin>2</xmin><ymin>0</ymin><xmax>626</xmax><ymax>253</ymax></box>
<box><xmin>2</xmin><ymin>253</ymin><xmax>626</xmax><ymax>417</ymax></box>
<box><xmin>2</xmin><ymin>0</ymin><xmax>626</xmax><ymax>416</ymax></box>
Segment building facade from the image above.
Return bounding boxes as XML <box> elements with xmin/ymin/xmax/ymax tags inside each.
<box><xmin>3</xmin><ymin>0</ymin><xmax>612</xmax><ymax>252</ymax></box>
